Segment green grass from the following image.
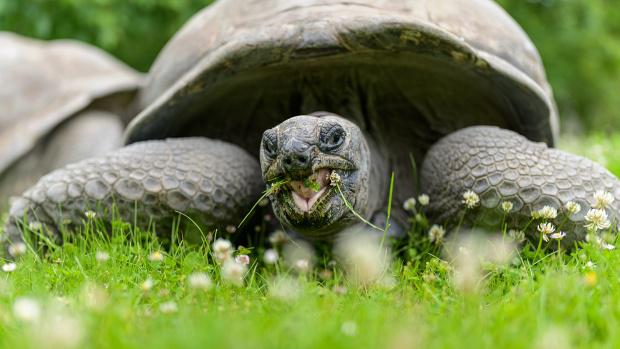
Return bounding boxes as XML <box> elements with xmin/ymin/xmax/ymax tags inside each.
<box><xmin>0</xmin><ymin>134</ymin><xmax>619</xmax><ymax>349</ymax></box>
<box><xmin>559</xmin><ymin>132</ymin><xmax>620</xmax><ymax>178</ymax></box>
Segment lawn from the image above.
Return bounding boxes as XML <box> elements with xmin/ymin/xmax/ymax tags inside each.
<box><xmin>1</xmin><ymin>133</ymin><xmax>619</xmax><ymax>349</ymax></box>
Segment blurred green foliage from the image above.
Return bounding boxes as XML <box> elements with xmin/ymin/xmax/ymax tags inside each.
<box><xmin>498</xmin><ymin>0</ymin><xmax>620</xmax><ymax>131</ymax></box>
<box><xmin>0</xmin><ymin>0</ymin><xmax>619</xmax><ymax>131</ymax></box>
<box><xmin>0</xmin><ymin>0</ymin><xmax>211</xmax><ymax>72</ymax></box>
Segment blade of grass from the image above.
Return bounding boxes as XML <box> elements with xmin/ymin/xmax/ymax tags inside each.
<box><xmin>409</xmin><ymin>153</ymin><xmax>419</xmax><ymax>194</ymax></box>
<box><xmin>237</xmin><ymin>178</ymin><xmax>289</xmax><ymax>229</ymax></box>
<box><xmin>335</xmin><ymin>184</ymin><xmax>383</xmax><ymax>232</ymax></box>
<box><xmin>381</xmin><ymin>172</ymin><xmax>395</xmax><ymax>249</ymax></box>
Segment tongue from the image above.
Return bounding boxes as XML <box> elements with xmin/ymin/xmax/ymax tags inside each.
<box><xmin>288</xmin><ymin>169</ymin><xmax>331</xmax><ymax>211</ymax></box>
<box><xmin>289</xmin><ymin>169</ymin><xmax>330</xmax><ymax>199</ymax></box>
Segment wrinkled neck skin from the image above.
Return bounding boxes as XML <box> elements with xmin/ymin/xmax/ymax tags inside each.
<box><xmin>364</xmin><ymin>132</ymin><xmax>390</xmax><ymax>222</ymax></box>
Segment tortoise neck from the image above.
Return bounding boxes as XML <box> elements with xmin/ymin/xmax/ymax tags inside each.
<box><xmin>364</xmin><ymin>131</ymin><xmax>390</xmax><ymax>218</ymax></box>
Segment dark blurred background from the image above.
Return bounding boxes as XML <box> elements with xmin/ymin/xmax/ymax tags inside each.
<box><xmin>1</xmin><ymin>0</ymin><xmax>618</xmax><ymax>133</ymax></box>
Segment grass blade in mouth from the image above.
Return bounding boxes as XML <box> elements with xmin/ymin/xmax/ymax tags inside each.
<box><xmin>335</xmin><ymin>182</ymin><xmax>383</xmax><ymax>233</ymax></box>
<box><xmin>237</xmin><ymin>178</ymin><xmax>289</xmax><ymax>229</ymax></box>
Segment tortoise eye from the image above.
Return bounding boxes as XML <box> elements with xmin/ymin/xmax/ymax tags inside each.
<box><xmin>320</xmin><ymin>124</ymin><xmax>345</xmax><ymax>151</ymax></box>
<box><xmin>262</xmin><ymin>130</ymin><xmax>278</xmax><ymax>158</ymax></box>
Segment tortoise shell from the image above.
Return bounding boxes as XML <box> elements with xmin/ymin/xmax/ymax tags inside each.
<box><xmin>125</xmin><ymin>0</ymin><xmax>557</xmax><ymax>180</ymax></box>
<box><xmin>0</xmin><ymin>32</ymin><xmax>142</xmax><ymax>176</ymax></box>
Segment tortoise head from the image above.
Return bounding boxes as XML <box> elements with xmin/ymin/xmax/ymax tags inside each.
<box><xmin>260</xmin><ymin>112</ymin><xmax>370</xmax><ymax>238</ymax></box>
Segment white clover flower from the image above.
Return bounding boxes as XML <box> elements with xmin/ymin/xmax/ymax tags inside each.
<box><xmin>268</xmin><ymin>276</ymin><xmax>301</xmax><ymax>302</ymax></box>
<box><xmin>534</xmin><ymin>327</ymin><xmax>571</xmax><ymax>349</ymax></box>
<box><xmin>537</xmin><ymin>222</ymin><xmax>555</xmax><ymax>241</ymax></box>
<box><xmin>341</xmin><ymin>321</ymin><xmax>358</xmax><ymax>337</ymax></box>
<box><xmin>319</xmin><ymin>269</ymin><xmax>333</xmax><ymax>280</ymax></box>
<box><xmin>13</xmin><ymin>297</ymin><xmax>41</xmax><ymax>322</ymax></box>
<box><xmin>535</xmin><ymin>206</ymin><xmax>558</xmax><ymax>220</ymax></box>
<box><xmin>187</xmin><ymin>272</ymin><xmax>212</xmax><ymax>290</ymax></box>
<box><xmin>140</xmin><ymin>278</ymin><xmax>154</xmax><ymax>292</ymax></box>
<box><xmin>28</xmin><ymin>222</ymin><xmax>42</xmax><ymax>231</ymax></box>
<box><xmin>585</xmin><ymin>233</ymin><xmax>616</xmax><ymax>250</ymax></box>
<box><xmin>95</xmin><ymin>251</ymin><xmax>110</xmax><ymax>263</ymax></box>
<box><xmin>333</xmin><ymin>285</ymin><xmax>348</xmax><ymax>295</ymax></box>
<box><xmin>226</xmin><ymin>225</ymin><xmax>237</xmax><ymax>234</ymax></box>
<box><xmin>235</xmin><ymin>254</ymin><xmax>250</xmax><ymax>266</ymax></box>
<box><xmin>508</xmin><ymin>230</ymin><xmax>525</xmax><ymax>243</ymax></box>
<box><xmin>268</xmin><ymin>230</ymin><xmax>289</xmax><ymax>247</ymax></box>
<box><xmin>283</xmin><ymin>240</ymin><xmax>315</xmax><ymax>273</ymax></box>
<box><xmin>294</xmin><ymin>259</ymin><xmax>311</xmax><ymax>274</ymax></box>
<box><xmin>418</xmin><ymin>194</ymin><xmax>430</xmax><ymax>206</ymax></box>
<box><xmin>451</xmin><ymin>247</ymin><xmax>481</xmax><ymax>294</ymax></box>
<box><xmin>428</xmin><ymin>225</ymin><xmax>446</xmax><ymax>244</ymax></box>
<box><xmin>263</xmin><ymin>249</ymin><xmax>279</xmax><ymax>264</ymax></box>
<box><xmin>549</xmin><ymin>231</ymin><xmax>567</xmax><ymax>240</ymax></box>
<box><xmin>81</xmin><ymin>283</ymin><xmax>109</xmax><ymax>311</ymax></box>
<box><xmin>34</xmin><ymin>313</ymin><xmax>84</xmax><ymax>349</ymax></box>
<box><xmin>84</xmin><ymin>210</ymin><xmax>96</xmax><ymax>219</ymax></box>
<box><xmin>329</xmin><ymin>171</ymin><xmax>341</xmax><ymax>186</ymax></box>
<box><xmin>602</xmin><ymin>242</ymin><xmax>616</xmax><ymax>250</ymax></box>
<box><xmin>446</xmin><ymin>234</ymin><xmax>515</xmax><ymax>294</ymax></box>
<box><xmin>212</xmin><ymin>238</ymin><xmax>233</xmax><ymax>263</ymax></box>
<box><xmin>8</xmin><ymin>242</ymin><xmax>27</xmax><ymax>257</ymax></box>
<box><xmin>462</xmin><ymin>190</ymin><xmax>479</xmax><ymax>209</ymax></box>
<box><xmin>593</xmin><ymin>190</ymin><xmax>614</xmax><ymax>209</ymax></box>
<box><xmin>335</xmin><ymin>230</ymin><xmax>391</xmax><ymax>286</ymax></box>
<box><xmin>2</xmin><ymin>262</ymin><xmax>16</xmax><ymax>272</ymax></box>
<box><xmin>221</xmin><ymin>259</ymin><xmax>247</xmax><ymax>287</ymax></box>
<box><xmin>403</xmin><ymin>198</ymin><xmax>417</xmax><ymax>212</ymax></box>
<box><xmin>584</xmin><ymin>208</ymin><xmax>611</xmax><ymax>231</ymax></box>
<box><xmin>565</xmin><ymin>201</ymin><xmax>581</xmax><ymax>215</ymax></box>
<box><xmin>159</xmin><ymin>301</ymin><xmax>178</xmax><ymax>314</ymax></box>
<box><xmin>148</xmin><ymin>251</ymin><xmax>164</xmax><ymax>262</ymax></box>
<box><xmin>501</xmin><ymin>201</ymin><xmax>513</xmax><ymax>213</ymax></box>
<box><xmin>584</xmin><ymin>261</ymin><xmax>596</xmax><ymax>270</ymax></box>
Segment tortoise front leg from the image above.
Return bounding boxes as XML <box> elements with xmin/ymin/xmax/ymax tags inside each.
<box><xmin>3</xmin><ymin>138</ymin><xmax>263</xmax><ymax>248</ymax></box>
<box><xmin>421</xmin><ymin>126</ymin><xmax>620</xmax><ymax>245</ymax></box>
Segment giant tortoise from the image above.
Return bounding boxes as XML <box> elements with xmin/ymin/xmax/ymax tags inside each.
<box><xmin>3</xmin><ymin>0</ymin><xmax>619</xmax><ymax>249</ymax></box>
<box><xmin>0</xmin><ymin>33</ymin><xmax>142</xmax><ymax>209</ymax></box>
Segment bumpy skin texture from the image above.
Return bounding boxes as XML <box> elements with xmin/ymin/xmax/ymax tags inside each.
<box><xmin>422</xmin><ymin>126</ymin><xmax>620</xmax><ymax>246</ymax></box>
<box><xmin>3</xmin><ymin>138</ymin><xmax>263</xmax><ymax>245</ymax></box>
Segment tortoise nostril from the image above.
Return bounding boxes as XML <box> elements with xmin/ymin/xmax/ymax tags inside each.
<box><xmin>283</xmin><ymin>152</ymin><xmax>311</xmax><ymax>172</ymax></box>
<box><xmin>297</xmin><ymin>154</ymin><xmax>308</xmax><ymax>165</ymax></box>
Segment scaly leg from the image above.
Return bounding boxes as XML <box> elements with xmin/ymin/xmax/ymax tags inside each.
<box><xmin>3</xmin><ymin>138</ymin><xmax>263</xmax><ymax>248</ymax></box>
<box><xmin>421</xmin><ymin>126</ymin><xmax>620</xmax><ymax>246</ymax></box>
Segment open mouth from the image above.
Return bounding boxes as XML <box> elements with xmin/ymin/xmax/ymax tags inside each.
<box><xmin>287</xmin><ymin>169</ymin><xmax>332</xmax><ymax>212</ymax></box>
